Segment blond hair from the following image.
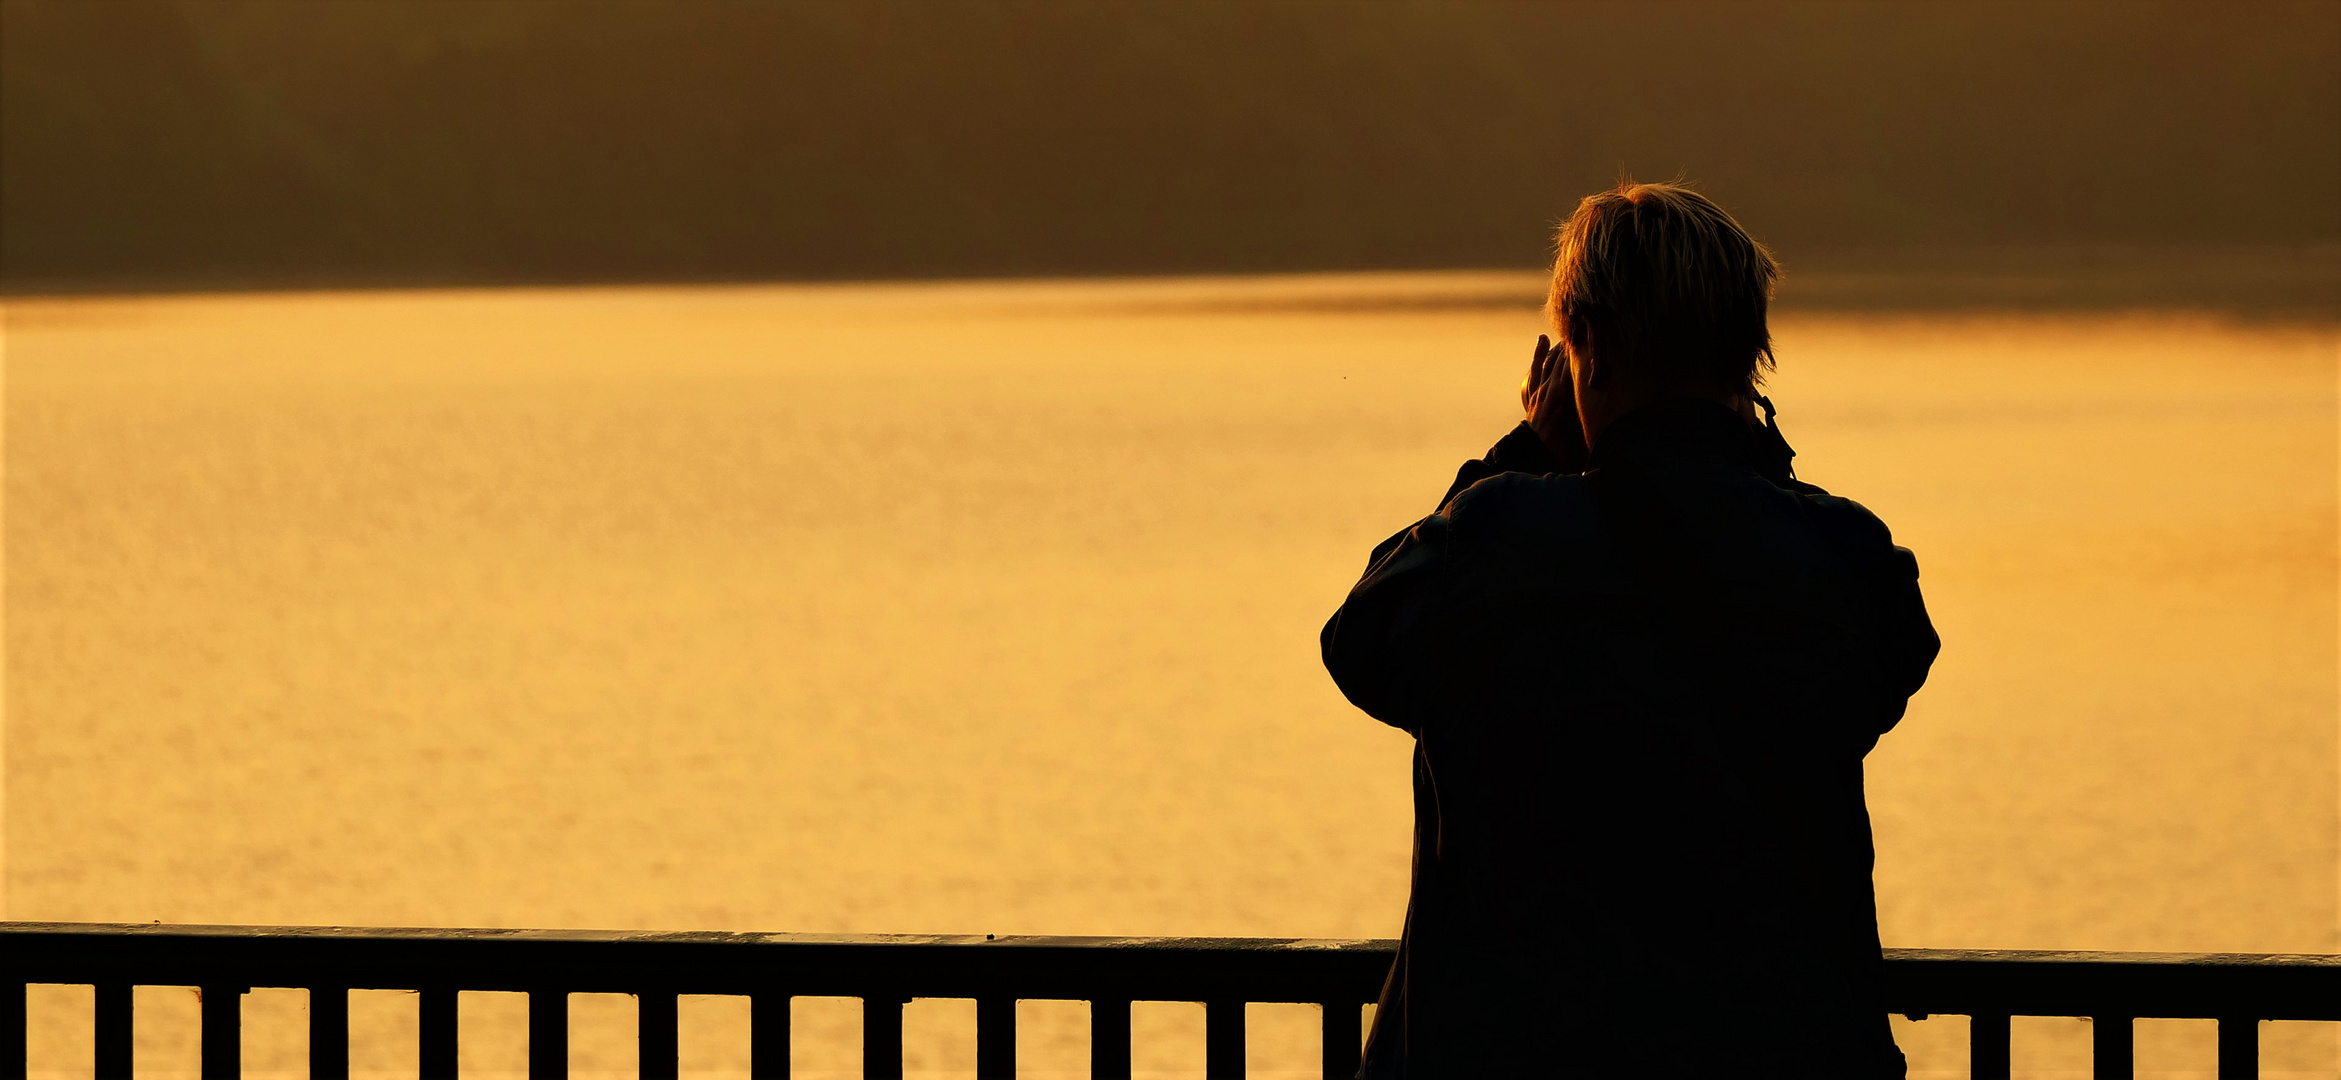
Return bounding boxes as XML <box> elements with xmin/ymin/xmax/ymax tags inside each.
<box><xmin>1545</xmin><ymin>180</ymin><xmax>1779</xmax><ymax>391</ymax></box>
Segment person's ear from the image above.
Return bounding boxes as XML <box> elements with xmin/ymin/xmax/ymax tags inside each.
<box><xmin>1579</xmin><ymin>325</ymin><xmax>1612</xmax><ymax>391</ymax></box>
<box><xmin>1564</xmin><ymin>309</ymin><xmax>1613</xmax><ymax>391</ymax></box>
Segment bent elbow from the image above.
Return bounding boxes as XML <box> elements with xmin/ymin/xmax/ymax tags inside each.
<box><xmin>1321</xmin><ymin>606</ymin><xmax>1421</xmax><ymax>733</ymax></box>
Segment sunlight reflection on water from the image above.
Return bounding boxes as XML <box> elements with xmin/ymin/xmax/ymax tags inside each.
<box><xmin>7</xmin><ymin>275</ymin><xmax>2336</xmax><ymax>1073</ymax></box>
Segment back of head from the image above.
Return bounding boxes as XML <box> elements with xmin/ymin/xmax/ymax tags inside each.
<box><xmin>1546</xmin><ymin>180</ymin><xmax>1780</xmax><ymax>394</ymax></box>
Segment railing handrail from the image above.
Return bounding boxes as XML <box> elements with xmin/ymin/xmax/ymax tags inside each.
<box><xmin>0</xmin><ymin>923</ymin><xmax>1395</xmax><ymax>1003</ymax></box>
<box><xmin>1881</xmin><ymin>946</ymin><xmax>2341</xmax><ymax>1021</ymax></box>
<box><xmin>6</xmin><ymin>921</ymin><xmax>2337</xmax><ymax>1080</ymax></box>
<box><xmin>6</xmin><ymin>922</ymin><xmax>2336</xmax><ymax>1019</ymax></box>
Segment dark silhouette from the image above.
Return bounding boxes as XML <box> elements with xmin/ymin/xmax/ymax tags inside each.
<box><xmin>1323</xmin><ymin>183</ymin><xmax>1939</xmax><ymax>1077</ymax></box>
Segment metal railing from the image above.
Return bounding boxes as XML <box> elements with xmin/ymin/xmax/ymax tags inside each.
<box><xmin>3</xmin><ymin>922</ymin><xmax>2335</xmax><ymax>1079</ymax></box>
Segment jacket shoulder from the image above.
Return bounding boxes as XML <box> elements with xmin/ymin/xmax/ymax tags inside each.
<box><xmin>1443</xmin><ymin>470</ymin><xmax>1602</xmax><ymax>544</ymax></box>
<box><xmin>1438</xmin><ymin>471</ymin><xmax>1644</xmax><ymax>596</ymax></box>
<box><xmin>1776</xmin><ymin>481</ymin><xmax>1921</xmax><ymax>579</ymax></box>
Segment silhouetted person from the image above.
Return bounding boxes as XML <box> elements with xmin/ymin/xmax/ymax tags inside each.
<box><xmin>1323</xmin><ymin>182</ymin><xmax>1939</xmax><ymax>1078</ymax></box>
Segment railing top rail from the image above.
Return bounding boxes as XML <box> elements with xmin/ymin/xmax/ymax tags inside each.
<box><xmin>4</xmin><ymin>922</ymin><xmax>2335</xmax><ymax>1020</ymax></box>
<box><xmin>0</xmin><ymin>922</ymin><xmax>1398</xmax><ymax>1004</ymax></box>
<box><xmin>1877</xmin><ymin>946</ymin><xmax>2341</xmax><ymax>1021</ymax></box>
<box><xmin>13</xmin><ymin>923</ymin><xmax>2334</xmax><ymax>965</ymax></box>
<box><xmin>1882</xmin><ymin>946</ymin><xmax>2341</xmax><ymax>969</ymax></box>
<box><xmin>0</xmin><ymin>922</ymin><xmax>1395</xmax><ymax>952</ymax></box>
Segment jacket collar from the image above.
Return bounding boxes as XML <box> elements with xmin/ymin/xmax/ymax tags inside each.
<box><xmin>1586</xmin><ymin>398</ymin><xmax>1761</xmax><ymax>471</ymax></box>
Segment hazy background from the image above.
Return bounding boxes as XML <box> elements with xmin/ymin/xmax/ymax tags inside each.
<box><xmin>4</xmin><ymin>0</ymin><xmax>2338</xmax><ymax>305</ymax></box>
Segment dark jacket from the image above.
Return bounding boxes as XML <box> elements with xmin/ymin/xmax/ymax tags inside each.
<box><xmin>1322</xmin><ymin>400</ymin><xmax>1938</xmax><ymax>1078</ymax></box>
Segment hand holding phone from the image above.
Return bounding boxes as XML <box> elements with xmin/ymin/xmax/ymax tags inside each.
<box><xmin>1521</xmin><ymin>334</ymin><xmax>1588</xmax><ymax>471</ymax></box>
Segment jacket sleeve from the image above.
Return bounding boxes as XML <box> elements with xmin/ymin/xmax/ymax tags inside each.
<box><xmin>1438</xmin><ymin>422</ymin><xmax>1564</xmax><ymax>511</ymax></box>
<box><xmin>1328</xmin><ymin>427</ymin><xmax>1565</xmax><ymax>733</ymax></box>
<box><xmin>1868</xmin><ymin>544</ymin><xmax>1941</xmax><ymax>733</ymax></box>
<box><xmin>1321</xmin><ymin>511</ymin><xmax>1462</xmax><ymax>735</ymax></box>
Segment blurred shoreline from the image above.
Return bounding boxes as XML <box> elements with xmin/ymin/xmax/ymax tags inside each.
<box><xmin>10</xmin><ymin>4</ymin><xmax>2334</xmax><ymax>306</ymax></box>
<box><xmin>7</xmin><ymin>244</ymin><xmax>2337</xmax><ymax>323</ymax></box>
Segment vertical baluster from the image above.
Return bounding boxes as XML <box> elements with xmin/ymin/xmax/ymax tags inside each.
<box><xmin>639</xmin><ymin>992</ymin><xmax>678</xmax><ymax>1080</ymax></box>
<box><xmin>1319</xmin><ymin>1002</ymin><xmax>1359</xmax><ymax>1080</ymax></box>
<box><xmin>2091</xmin><ymin>1016</ymin><xmax>2132</xmax><ymax>1079</ymax></box>
<box><xmin>2215</xmin><ymin>1017</ymin><xmax>2257</xmax><ymax>1080</ymax></box>
<box><xmin>200</xmin><ymin>986</ymin><xmax>241</xmax><ymax>1080</ymax></box>
<box><xmin>5</xmin><ymin>982</ymin><xmax>25</xmax><ymax>1080</ymax></box>
<box><xmin>749</xmin><ymin>994</ymin><xmax>788</xmax><ymax>1080</ymax></box>
<box><xmin>1089</xmin><ymin>999</ymin><xmax>1131</xmax><ymax>1080</ymax></box>
<box><xmin>94</xmin><ymin>984</ymin><xmax>131</xmax><ymax>1080</ymax></box>
<box><xmin>1204</xmin><ymin>1001</ymin><xmax>1244</xmax><ymax>1080</ymax></box>
<box><xmin>861</xmin><ymin>997</ymin><xmax>902</xmax><ymax>1080</ymax></box>
<box><xmin>419</xmin><ymin>989</ymin><xmax>458</xmax><ymax>1080</ymax></box>
<box><xmin>310</xmin><ymin>988</ymin><xmax>350</xmax><ymax>1080</ymax></box>
<box><xmin>975</xmin><ymin>997</ymin><xmax>1014</xmax><ymax>1079</ymax></box>
<box><xmin>1969</xmin><ymin>1013</ymin><xmax>2010</xmax><ymax>1080</ymax></box>
<box><xmin>529</xmin><ymin>991</ymin><xmax>568</xmax><ymax>1080</ymax></box>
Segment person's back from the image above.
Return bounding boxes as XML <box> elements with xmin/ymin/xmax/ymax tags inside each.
<box><xmin>1321</xmin><ymin>182</ymin><xmax>1938</xmax><ymax>1077</ymax></box>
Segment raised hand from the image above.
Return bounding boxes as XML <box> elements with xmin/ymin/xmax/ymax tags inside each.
<box><xmin>1521</xmin><ymin>334</ymin><xmax>1588</xmax><ymax>470</ymax></box>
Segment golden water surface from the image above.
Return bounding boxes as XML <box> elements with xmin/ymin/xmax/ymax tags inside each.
<box><xmin>6</xmin><ymin>276</ymin><xmax>2336</xmax><ymax>1076</ymax></box>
